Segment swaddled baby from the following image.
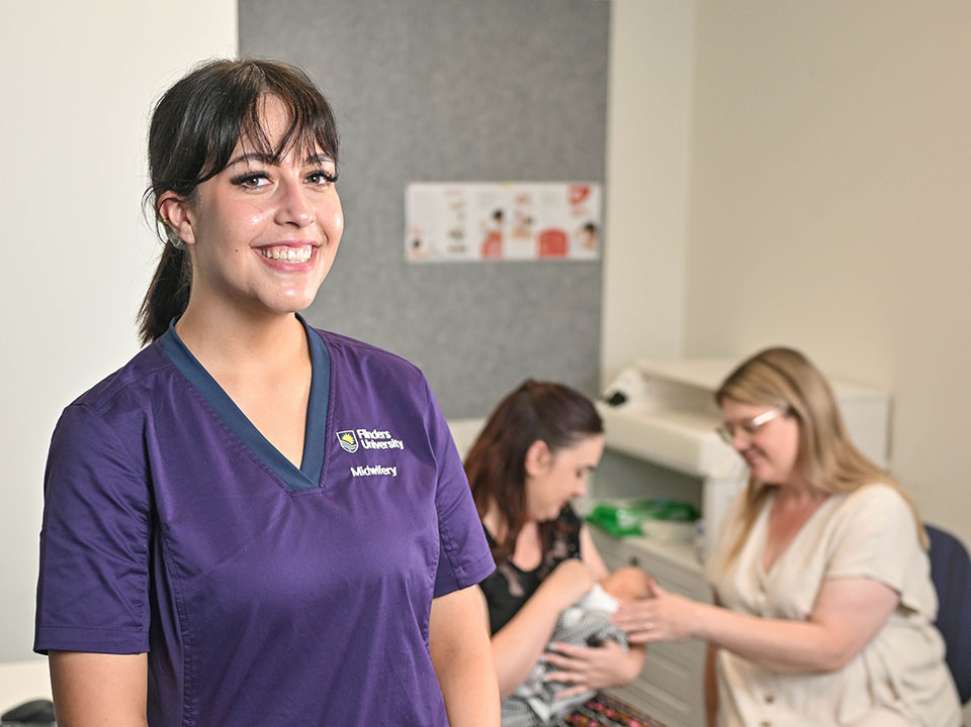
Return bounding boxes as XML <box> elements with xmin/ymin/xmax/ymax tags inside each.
<box><xmin>501</xmin><ymin>567</ymin><xmax>652</xmax><ymax>726</ymax></box>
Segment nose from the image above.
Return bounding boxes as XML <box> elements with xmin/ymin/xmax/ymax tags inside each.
<box><xmin>275</xmin><ymin>179</ymin><xmax>314</xmax><ymax>228</ymax></box>
<box><xmin>730</xmin><ymin>430</ymin><xmax>750</xmax><ymax>451</ymax></box>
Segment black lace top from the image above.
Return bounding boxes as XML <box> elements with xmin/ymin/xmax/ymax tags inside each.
<box><xmin>479</xmin><ymin>506</ymin><xmax>582</xmax><ymax>634</ymax></box>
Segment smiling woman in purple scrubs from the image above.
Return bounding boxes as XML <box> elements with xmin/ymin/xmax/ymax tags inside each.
<box><xmin>35</xmin><ymin>59</ymin><xmax>499</xmax><ymax>726</ymax></box>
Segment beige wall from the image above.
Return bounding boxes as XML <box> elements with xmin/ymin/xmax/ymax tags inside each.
<box><xmin>601</xmin><ymin>0</ymin><xmax>695</xmax><ymax>386</ymax></box>
<box><xmin>683</xmin><ymin>0</ymin><xmax>971</xmax><ymax>548</ymax></box>
<box><xmin>0</xmin><ymin>1</ymin><xmax>237</xmax><ymax>662</ymax></box>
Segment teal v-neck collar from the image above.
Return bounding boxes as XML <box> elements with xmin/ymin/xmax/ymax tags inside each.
<box><xmin>158</xmin><ymin>314</ymin><xmax>330</xmax><ymax>492</ymax></box>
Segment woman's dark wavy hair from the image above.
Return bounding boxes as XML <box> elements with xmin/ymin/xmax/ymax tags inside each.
<box><xmin>465</xmin><ymin>380</ymin><xmax>603</xmax><ymax>566</ymax></box>
<box><xmin>137</xmin><ymin>58</ymin><xmax>339</xmax><ymax>344</ymax></box>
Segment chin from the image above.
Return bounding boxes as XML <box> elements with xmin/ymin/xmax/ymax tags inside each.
<box><xmin>748</xmin><ymin>462</ymin><xmax>772</xmax><ymax>482</ymax></box>
<box><xmin>257</xmin><ymin>289</ymin><xmax>320</xmax><ymax>315</ymax></box>
<box><xmin>754</xmin><ymin>468</ymin><xmax>779</xmax><ymax>483</ymax></box>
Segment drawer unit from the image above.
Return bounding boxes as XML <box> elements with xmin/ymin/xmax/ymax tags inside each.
<box><xmin>589</xmin><ymin>528</ymin><xmax>710</xmax><ymax>727</ymax></box>
<box><xmin>607</xmin><ymin>676</ymin><xmax>703</xmax><ymax>727</ymax></box>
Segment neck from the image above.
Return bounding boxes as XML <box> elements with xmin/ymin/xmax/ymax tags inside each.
<box><xmin>175</xmin><ymin>297</ymin><xmax>307</xmax><ymax>374</ymax></box>
<box><xmin>482</xmin><ymin>499</ymin><xmax>537</xmax><ymax>542</ymax></box>
<box><xmin>774</xmin><ymin>473</ymin><xmax>826</xmax><ymax>506</ymax></box>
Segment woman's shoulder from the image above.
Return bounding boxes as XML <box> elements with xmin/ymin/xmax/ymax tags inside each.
<box><xmin>49</xmin><ymin>344</ymin><xmax>174</xmax><ymax>475</ymax></box>
<box><xmin>822</xmin><ymin>483</ymin><xmax>919</xmax><ymax>548</ymax></box>
<box><xmin>312</xmin><ymin>328</ymin><xmax>426</xmax><ymax>386</ymax></box>
<box><xmin>66</xmin><ymin>341</ymin><xmax>173</xmax><ymax>422</ymax></box>
<box><xmin>836</xmin><ymin>482</ymin><xmax>911</xmax><ymax>518</ymax></box>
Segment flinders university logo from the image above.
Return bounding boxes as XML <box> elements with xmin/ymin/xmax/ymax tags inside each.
<box><xmin>337</xmin><ymin>427</ymin><xmax>405</xmax><ymax>453</ymax></box>
<box><xmin>337</xmin><ymin>430</ymin><xmax>359</xmax><ymax>454</ymax></box>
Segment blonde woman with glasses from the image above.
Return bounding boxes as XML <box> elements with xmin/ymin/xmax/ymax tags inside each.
<box><xmin>610</xmin><ymin>347</ymin><xmax>960</xmax><ymax>727</ymax></box>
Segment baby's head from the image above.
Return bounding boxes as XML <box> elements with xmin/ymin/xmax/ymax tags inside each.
<box><xmin>599</xmin><ymin>566</ymin><xmax>654</xmax><ymax>603</ymax></box>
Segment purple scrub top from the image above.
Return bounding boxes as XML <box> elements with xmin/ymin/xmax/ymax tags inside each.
<box><xmin>35</xmin><ymin>318</ymin><xmax>495</xmax><ymax>726</ymax></box>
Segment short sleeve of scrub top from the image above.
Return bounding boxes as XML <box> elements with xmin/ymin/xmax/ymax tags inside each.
<box><xmin>36</xmin><ymin>402</ymin><xmax>153</xmax><ymax>654</ymax></box>
<box><xmin>35</xmin><ymin>320</ymin><xmax>495</xmax><ymax>727</ymax></box>
<box><xmin>423</xmin><ymin>381</ymin><xmax>497</xmax><ymax>596</ymax></box>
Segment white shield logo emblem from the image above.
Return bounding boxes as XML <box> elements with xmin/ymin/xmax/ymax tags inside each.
<box><xmin>337</xmin><ymin>430</ymin><xmax>359</xmax><ymax>453</ymax></box>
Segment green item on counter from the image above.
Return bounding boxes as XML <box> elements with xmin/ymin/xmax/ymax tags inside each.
<box><xmin>585</xmin><ymin>498</ymin><xmax>700</xmax><ymax>537</ymax></box>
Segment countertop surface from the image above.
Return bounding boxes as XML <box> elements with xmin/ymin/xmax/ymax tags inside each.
<box><xmin>0</xmin><ymin>659</ymin><xmax>51</xmax><ymax>715</ymax></box>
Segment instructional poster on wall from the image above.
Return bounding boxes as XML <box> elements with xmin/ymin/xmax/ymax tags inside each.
<box><xmin>405</xmin><ymin>182</ymin><xmax>602</xmax><ymax>262</ymax></box>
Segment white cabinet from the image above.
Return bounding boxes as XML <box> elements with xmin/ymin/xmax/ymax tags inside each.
<box><xmin>589</xmin><ymin>527</ymin><xmax>711</xmax><ymax>727</ymax></box>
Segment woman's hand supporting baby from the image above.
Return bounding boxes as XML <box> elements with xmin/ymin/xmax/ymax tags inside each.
<box><xmin>490</xmin><ymin>558</ymin><xmax>597</xmax><ymax>697</ymax></box>
<box><xmin>544</xmin><ymin>639</ymin><xmax>643</xmax><ymax>698</ymax></box>
<box><xmin>541</xmin><ymin>563</ymin><xmax>651</xmax><ymax>698</ymax></box>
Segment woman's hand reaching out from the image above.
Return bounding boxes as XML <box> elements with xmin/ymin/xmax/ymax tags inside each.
<box><xmin>610</xmin><ymin>581</ymin><xmax>703</xmax><ymax>643</ymax></box>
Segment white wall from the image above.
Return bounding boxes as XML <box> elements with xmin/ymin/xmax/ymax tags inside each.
<box><xmin>600</xmin><ymin>0</ymin><xmax>695</xmax><ymax>386</ymax></box>
<box><xmin>604</xmin><ymin>0</ymin><xmax>971</xmax><ymax>551</ymax></box>
<box><xmin>0</xmin><ymin>1</ymin><xmax>237</xmax><ymax>663</ymax></box>
<box><xmin>683</xmin><ymin>0</ymin><xmax>971</xmax><ymax>551</ymax></box>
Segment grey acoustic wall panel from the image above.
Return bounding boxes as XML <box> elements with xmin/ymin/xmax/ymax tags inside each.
<box><xmin>239</xmin><ymin>0</ymin><xmax>609</xmax><ymax>417</ymax></box>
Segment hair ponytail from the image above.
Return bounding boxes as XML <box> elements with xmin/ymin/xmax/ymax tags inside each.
<box><xmin>137</xmin><ymin>242</ymin><xmax>191</xmax><ymax>344</ymax></box>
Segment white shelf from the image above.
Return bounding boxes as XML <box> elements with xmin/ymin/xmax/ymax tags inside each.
<box><xmin>626</xmin><ymin>535</ymin><xmax>704</xmax><ymax>576</ymax></box>
<box><xmin>638</xmin><ymin>357</ymin><xmax>889</xmax><ymax>401</ymax></box>
<box><xmin>636</xmin><ymin>358</ymin><xmax>736</xmax><ymax>393</ymax></box>
<box><xmin>613</xmin><ymin>357</ymin><xmax>892</xmax><ymax>468</ymax></box>
<box><xmin>597</xmin><ymin>403</ymin><xmax>744</xmax><ymax>480</ymax></box>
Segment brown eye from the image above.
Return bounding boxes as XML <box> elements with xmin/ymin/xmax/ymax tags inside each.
<box><xmin>231</xmin><ymin>172</ymin><xmax>270</xmax><ymax>189</ymax></box>
<box><xmin>307</xmin><ymin>169</ymin><xmax>337</xmax><ymax>186</ymax></box>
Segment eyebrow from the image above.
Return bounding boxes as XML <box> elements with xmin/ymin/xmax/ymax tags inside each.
<box><xmin>226</xmin><ymin>152</ymin><xmax>335</xmax><ymax>168</ymax></box>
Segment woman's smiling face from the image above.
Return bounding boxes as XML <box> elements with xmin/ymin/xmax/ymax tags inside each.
<box><xmin>720</xmin><ymin>397</ymin><xmax>801</xmax><ymax>485</ymax></box>
<box><xmin>164</xmin><ymin>94</ymin><xmax>344</xmax><ymax>316</ymax></box>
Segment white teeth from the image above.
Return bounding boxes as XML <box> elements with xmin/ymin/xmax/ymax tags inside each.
<box><xmin>259</xmin><ymin>245</ymin><xmax>312</xmax><ymax>263</ymax></box>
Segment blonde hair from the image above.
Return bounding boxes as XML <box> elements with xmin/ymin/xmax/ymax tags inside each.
<box><xmin>716</xmin><ymin>346</ymin><xmax>926</xmax><ymax>565</ymax></box>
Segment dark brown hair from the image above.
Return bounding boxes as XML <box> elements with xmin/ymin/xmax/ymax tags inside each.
<box><xmin>465</xmin><ymin>380</ymin><xmax>603</xmax><ymax>566</ymax></box>
<box><xmin>137</xmin><ymin>59</ymin><xmax>339</xmax><ymax>344</ymax></box>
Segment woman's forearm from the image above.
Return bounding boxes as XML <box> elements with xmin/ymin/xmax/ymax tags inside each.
<box><xmin>430</xmin><ymin>587</ymin><xmax>500</xmax><ymax>726</ymax></box>
<box><xmin>691</xmin><ymin>603</ymin><xmax>846</xmax><ymax>673</ymax></box>
<box><xmin>491</xmin><ymin>584</ymin><xmax>567</xmax><ymax>696</ymax></box>
<box><xmin>437</xmin><ymin>640</ymin><xmax>500</xmax><ymax>726</ymax></box>
<box><xmin>49</xmin><ymin>652</ymin><xmax>148</xmax><ymax>727</ymax></box>
<box><xmin>617</xmin><ymin>578</ymin><xmax>899</xmax><ymax>676</ymax></box>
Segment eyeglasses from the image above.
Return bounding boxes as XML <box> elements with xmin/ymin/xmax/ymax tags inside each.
<box><xmin>715</xmin><ymin>406</ymin><xmax>788</xmax><ymax>445</ymax></box>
